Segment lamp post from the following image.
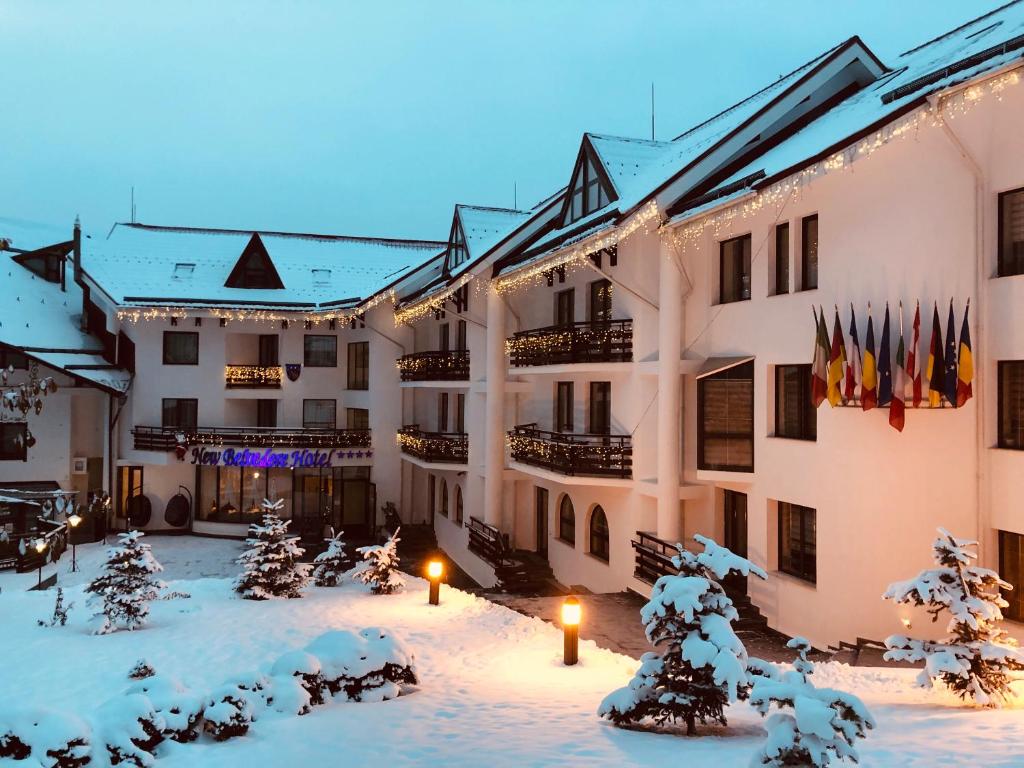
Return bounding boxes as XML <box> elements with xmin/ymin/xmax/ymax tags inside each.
<box><xmin>67</xmin><ymin>512</ymin><xmax>82</xmax><ymax>572</ymax></box>
<box><xmin>427</xmin><ymin>559</ymin><xmax>443</xmax><ymax>606</ymax></box>
<box><xmin>34</xmin><ymin>538</ymin><xmax>47</xmax><ymax>587</ymax></box>
<box><xmin>561</xmin><ymin>595</ymin><xmax>581</xmax><ymax>666</ymax></box>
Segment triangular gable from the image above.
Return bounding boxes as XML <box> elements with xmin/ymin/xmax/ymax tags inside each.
<box><xmin>224</xmin><ymin>233</ymin><xmax>284</xmax><ymax>289</ymax></box>
<box><xmin>444</xmin><ymin>213</ymin><xmax>469</xmax><ymax>275</ymax></box>
<box><xmin>559</xmin><ymin>136</ymin><xmax>619</xmax><ymax>228</ymax></box>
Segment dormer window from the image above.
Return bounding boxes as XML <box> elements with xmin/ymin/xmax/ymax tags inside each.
<box><xmin>563</xmin><ymin>143</ymin><xmax>614</xmax><ymax>227</ymax></box>
<box><xmin>447</xmin><ymin>220</ymin><xmax>468</xmax><ymax>272</ymax></box>
<box><xmin>173</xmin><ymin>263</ymin><xmax>195</xmax><ymax>279</ymax></box>
<box><xmin>312</xmin><ymin>268</ymin><xmax>331</xmax><ymax>285</ymax></box>
<box><xmin>224</xmin><ymin>233</ymin><xmax>284</xmax><ymax>290</ymax></box>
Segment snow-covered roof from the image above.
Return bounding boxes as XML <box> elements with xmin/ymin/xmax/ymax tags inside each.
<box><xmin>457</xmin><ymin>205</ymin><xmax>531</xmax><ymax>265</ymax></box>
<box><xmin>85</xmin><ymin>223</ymin><xmax>446</xmax><ymax>310</ymax></box>
<box><xmin>0</xmin><ymin>217</ymin><xmax>72</xmax><ymax>252</ymax></box>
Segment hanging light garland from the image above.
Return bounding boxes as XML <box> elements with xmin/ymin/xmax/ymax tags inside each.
<box><xmin>224</xmin><ymin>365</ymin><xmax>283</xmax><ymax>388</ymax></box>
<box><xmin>396</xmin><ymin>427</ymin><xmax>468</xmax><ymax>462</ymax></box>
<box><xmin>393</xmin><ymin>272</ymin><xmax>475</xmax><ymax>327</ymax></box>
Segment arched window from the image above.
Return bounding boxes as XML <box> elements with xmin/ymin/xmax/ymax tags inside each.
<box><xmin>455</xmin><ymin>485</ymin><xmax>464</xmax><ymax>526</ymax></box>
<box><xmin>439</xmin><ymin>479</ymin><xmax>448</xmax><ymax>517</ymax></box>
<box><xmin>558</xmin><ymin>495</ymin><xmax>575</xmax><ymax>546</ymax></box>
<box><xmin>589</xmin><ymin>505</ymin><xmax>609</xmax><ymax>562</ymax></box>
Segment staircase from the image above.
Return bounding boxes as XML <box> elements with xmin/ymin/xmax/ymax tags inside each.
<box><xmin>726</xmin><ymin>589</ymin><xmax>770</xmax><ymax>632</ymax></box>
<box><xmin>494</xmin><ymin>550</ymin><xmax>562</xmax><ymax>596</ymax></box>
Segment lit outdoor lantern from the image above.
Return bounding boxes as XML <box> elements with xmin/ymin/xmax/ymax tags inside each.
<box><xmin>67</xmin><ymin>512</ymin><xmax>83</xmax><ymax>573</ymax></box>
<box><xmin>34</xmin><ymin>538</ymin><xmax>47</xmax><ymax>587</ymax></box>
<box><xmin>562</xmin><ymin>595</ymin><xmax>581</xmax><ymax>666</ymax></box>
<box><xmin>427</xmin><ymin>559</ymin><xmax>443</xmax><ymax>605</ymax></box>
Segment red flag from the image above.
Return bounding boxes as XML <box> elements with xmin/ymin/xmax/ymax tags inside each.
<box><xmin>906</xmin><ymin>301</ymin><xmax>922</xmax><ymax>408</ymax></box>
<box><xmin>811</xmin><ymin>307</ymin><xmax>829</xmax><ymax>408</ymax></box>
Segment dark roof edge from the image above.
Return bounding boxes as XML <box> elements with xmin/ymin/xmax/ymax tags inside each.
<box><xmin>899</xmin><ymin>0</ymin><xmax>1022</xmax><ymax>57</ymax></box>
<box><xmin>113</xmin><ymin>222</ymin><xmax>445</xmax><ymax>250</ymax></box>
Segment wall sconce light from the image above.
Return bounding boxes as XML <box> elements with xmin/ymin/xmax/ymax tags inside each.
<box><xmin>562</xmin><ymin>595</ymin><xmax>581</xmax><ymax>666</ymax></box>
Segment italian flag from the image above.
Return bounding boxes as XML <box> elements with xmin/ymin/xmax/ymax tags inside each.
<box><xmin>811</xmin><ymin>306</ymin><xmax>829</xmax><ymax>408</ymax></box>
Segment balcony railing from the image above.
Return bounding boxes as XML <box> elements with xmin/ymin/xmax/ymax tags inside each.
<box><xmin>632</xmin><ymin>531</ymin><xmax>681</xmax><ymax>585</ymax></box>
<box><xmin>133</xmin><ymin>425</ymin><xmax>371</xmax><ymax>451</ymax></box>
<box><xmin>506</xmin><ymin>319</ymin><xmax>632</xmax><ymax>367</ymax></box>
<box><xmin>397</xmin><ymin>350</ymin><xmax>470</xmax><ymax>382</ymax></box>
<box><xmin>508</xmin><ymin>424</ymin><xmax>632</xmax><ymax>478</ymax></box>
<box><xmin>225</xmin><ymin>364</ymin><xmax>282</xmax><ymax>389</ymax></box>
<box><xmin>467</xmin><ymin>516</ymin><xmax>511</xmax><ymax>568</ymax></box>
<box><xmin>397</xmin><ymin>425</ymin><xmax>468</xmax><ymax>464</ymax></box>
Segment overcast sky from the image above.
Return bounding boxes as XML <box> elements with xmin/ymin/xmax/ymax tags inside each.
<box><xmin>0</xmin><ymin>1</ymin><xmax>996</xmax><ymax>242</ymax></box>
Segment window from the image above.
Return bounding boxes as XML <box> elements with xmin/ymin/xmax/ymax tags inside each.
<box><xmin>346</xmin><ymin>408</ymin><xmax>369</xmax><ymax>431</ymax></box>
<box><xmin>428</xmin><ymin>474</ymin><xmax>436</xmax><ymax>518</ymax></box>
<box><xmin>259</xmin><ymin>335</ymin><xmax>279</xmax><ymax>366</ymax></box>
<box><xmin>224</xmin><ymin>234</ymin><xmax>284</xmax><ymax>289</ymax></box>
<box><xmin>1000</xmin><ymin>530</ymin><xmax>1024</xmax><ymax>621</ymax></box>
<box><xmin>589</xmin><ymin>382</ymin><xmax>611</xmax><ymax>434</ymax></box>
<box><xmin>455</xmin><ymin>393</ymin><xmax>466</xmax><ymax>434</ymax></box>
<box><xmin>456</xmin><ymin>320</ymin><xmax>467</xmax><ymax>351</ymax></box>
<box><xmin>999</xmin><ymin>188</ymin><xmax>1024</xmax><ymax>277</ymax></box>
<box><xmin>719</xmin><ymin>234</ymin><xmax>751</xmax><ymax>304</ymax></box>
<box><xmin>312</xmin><ymin>268</ymin><xmax>331</xmax><ymax>285</ymax></box>
<box><xmin>447</xmin><ymin>220</ymin><xmax>469</xmax><ymax>271</ymax></box>
<box><xmin>440</xmin><ymin>479</ymin><xmax>449</xmax><ymax>517</ymax></box>
<box><xmin>556</xmin><ymin>382</ymin><xmax>574</xmax><ymax>432</ymax></box>
<box><xmin>589</xmin><ymin>505</ymin><xmax>609</xmax><ymax>561</ymax></box>
<box><xmin>304</xmin><ymin>335</ymin><xmax>337</xmax><ymax>367</ymax></box>
<box><xmin>779</xmin><ymin>502</ymin><xmax>816</xmax><ymax>583</ymax></box>
<box><xmin>163</xmin><ymin>331</ymin><xmax>198</xmax><ymax>365</ymax></box>
<box><xmin>565</xmin><ymin>149</ymin><xmax>613</xmax><ymax>225</ymax></box>
<box><xmin>558</xmin><ymin>495</ymin><xmax>575</xmax><ymax>545</ymax></box>
<box><xmin>999</xmin><ymin>361</ymin><xmax>1024</xmax><ymax>449</ymax></box>
<box><xmin>801</xmin><ymin>214</ymin><xmax>818</xmax><ymax>291</ymax></box>
<box><xmin>173</xmin><ymin>263</ymin><xmax>195</xmax><ymax>279</ymax></box>
<box><xmin>774</xmin><ymin>222</ymin><xmax>789</xmax><ymax>295</ymax></box>
<box><xmin>438</xmin><ymin>393</ymin><xmax>449</xmax><ymax>433</ymax></box>
<box><xmin>589</xmin><ymin>279</ymin><xmax>612</xmax><ymax>323</ymax></box>
<box><xmin>347</xmin><ymin>342</ymin><xmax>369</xmax><ymax>389</ymax></box>
<box><xmin>197</xmin><ymin>465</ymin><xmax>291</xmax><ymax>524</ymax></box>
<box><xmin>0</xmin><ymin>423</ymin><xmax>27</xmax><ymax>461</ymax></box>
<box><xmin>455</xmin><ymin>485</ymin><xmax>464</xmax><ymax>526</ymax></box>
<box><xmin>0</xmin><ymin>348</ymin><xmax>28</xmax><ymax>370</ymax></box>
<box><xmin>555</xmin><ymin>289</ymin><xmax>575</xmax><ymax>327</ymax></box>
<box><xmin>303</xmin><ymin>399</ymin><xmax>336</xmax><ymax>430</ymax></box>
<box><xmin>698</xmin><ymin>360</ymin><xmax>754</xmax><ymax>472</ymax></box>
<box><xmin>439</xmin><ymin>323</ymin><xmax>450</xmax><ymax>352</ymax></box>
<box><xmin>161</xmin><ymin>398</ymin><xmax>198</xmax><ymax>430</ymax></box>
<box><xmin>775</xmin><ymin>364</ymin><xmax>816</xmax><ymax>441</ymax></box>
<box><xmin>257</xmin><ymin>399</ymin><xmax>277</xmax><ymax>428</ymax></box>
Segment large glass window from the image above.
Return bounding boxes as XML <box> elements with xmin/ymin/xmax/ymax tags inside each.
<box><xmin>774</xmin><ymin>222</ymin><xmax>790</xmax><ymax>295</ymax></box>
<box><xmin>589</xmin><ymin>382</ymin><xmax>611</xmax><ymax>435</ymax></box>
<box><xmin>438</xmin><ymin>392</ymin><xmax>449</xmax><ymax>432</ymax></box>
<box><xmin>303</xmin><ymin>399</ymin><xmax>336</xmax><ymax>430</ymax></box>
<box><xmin>801</xmin><ymin>214</ymin><xmax>818</xmax><ymax>291</ymax></box>
<box><xmin>775</xmin><ymin>365</ymin><xmax>816</xmax><ymax>441</ymax></box>
<box><xmin>0</xmin><ymin>423</ymin><xmax>27</xmax><ymax>461</ymax></box>
<box><xmin>304</xmin><ymin>335</ymin><xmax>337</xmax><ymax>367</ymax></box>
<box><xmin>779</xmin><ymin>502</ymin><xmax>816</xmax><ymax>583</ymax></box>
<box><xmin>163</xmin><ymin>331</ymin><xmax>198</xmax><ymax>365</ymax></box>
<box><xmin>999</xmin><ymin>361</ymin><xmax>1024</xmax><ymax>449</ymax></box>
<box><xmin>347</xmin><ymin>342</ymin><xmax>369</xmax><ymax>389</ymax></box>
<box><xmin>198</xmin><ymin>465</ymin><xmax>292</xmax><ymax>524</ymax></box>
<box><xmin>566</xmin><ymin>152</ymin><xmax>612</xmax><ymax>225</ymax></box>
<box><xmin>719</xmin><ymin>234</ymin><xmax>751</xmax><ymax>304</ymax></box>
<box><xmin>448</xmin><ymin>222</ymin><xmax>469</xmax><ymax>270</ymax></box>
<box><xmin>558</xmin><ymin>495</ymin><xmax>575</xmax><ymax>545</ymax></box>
<box><xmin>161</xmin><ymin>398</ymin><xmax>198</xmax><ymax>430</ymax></box>
<box><xmin>999</xmin><ymin>530</ymin><xmax>1024</xmax><ymax>621</ymax></box>
<box><xmin>556</xmin><ymin>382</ymin><xmax>574</xmax><ymax>432</ymax></box>
<box><xmin>455</xmin><ymin>393</ymin><xmax>466</xmax><ymax>434</ymax></box>
<box><xmin>999</xmin><ymin>188</ymin><xmax>1024</xmax><ymax>277</ymax></box>
<box><xmin>698</xmin><ymin>360</ymin><xmax>754</xmax><ymax>472</ymax></box>
<box><xmin>589</xmin><ymin>505</ymin><xmax>609</xmax><ymax>562</ymax></box>
<box><xmin>589</xmin><ymin>279</ymin><xmax>612</xmax><ymax>323</ymax></box>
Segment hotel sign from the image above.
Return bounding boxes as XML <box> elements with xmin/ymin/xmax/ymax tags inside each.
<box><xmin>188</xmin><ymin>446</ymin><xmax>372</xmax><ymax>468</ymax></box>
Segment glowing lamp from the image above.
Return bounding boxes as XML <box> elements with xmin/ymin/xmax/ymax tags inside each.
<box><xmin>67</xmin><ymin>513</ymin><xmax>82</xmax><ymax>528</ymax></box>
<box><xmin>562</xmin><ymin>595</ymin><xmax>581</xmax><ymax>666</ymax></box>
<box><xmin>34</xmin><ymin>538</ymin><xmax>47</xmax><ymax>553</ymax></box>
<box><xmin>427</xmin><ymin>560</ymin><xmax>443</xmax><ymax>579</ymax></box>
<box><xmin>427</xmin><ymin>559</ymin><xmax>443</xmax><ymax>606</ymax></box>
<box><xmin>901</xmin><ymin>617</ymin><xmax>913</xmax><ymax>630</ymax></box>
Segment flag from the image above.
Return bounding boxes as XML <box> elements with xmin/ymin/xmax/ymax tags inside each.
<box><xmin>926</xmin><ymin>302</ymin><xmax>944</xmax><ymax>407</ymax></box>
<box><xmin>862</xmin><ymin>306</ymin><xmax>877</xmax><ymax>411</ymax></box>
<box><xmin>943</xmin><ymin>300</ymin><xmax>959</xmax><ymax>407</ymax></box>
<box><xmin>827</xmin><ymin>307</ymin><xmax>846</xmax><ymax>407</ymax></box>
<box><xmin>906</xmin><ymin>301</ymin><xmax>922</xmax><ymax>407</ymax></box>
<box><xmin>957</xmin><ymin>299</ymin><xmax>973</xmax><ymax>407</ymax></box>
<box><xmin>890</xmin><ymin>302</ymin><xmax>907</xmax><ymax>432</ymax></box>
<box><xmin>844</xmin><ymin>304</ymin><xmax>862</xmax><ymax>404</ymax></box>
<box><xmin>811</xmin><ymin>307</ymin><xmax>829</xmax><ymax>408</ymax></box>
<box><xmin>878</xmin><ymin>303</ymin><xmax>893</xmax><ymax>407</ymax></box>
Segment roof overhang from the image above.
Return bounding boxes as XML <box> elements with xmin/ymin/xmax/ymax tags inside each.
<box><xmin>695</xmin><ymin>356</ymin><xmax>755</xmax><ymax>379</ymax></box>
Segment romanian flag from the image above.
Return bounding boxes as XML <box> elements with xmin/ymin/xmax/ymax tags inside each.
<box><xmin>926</xmin><ymin>302</ymin><xmax>944</xmax><ymax>407</ymax></box>
<box><xmin>957</xmin><ymin>299</ymin><xmax>973</xmax><ymax>407</ymax></box>
<box><xmin>811</xmin><ymin>307</ymin><xmax>829</xmax><ymax>408</ymax></box>
<box><xmin>862</xmin><ymin>307</ymin><xmax>877</xmax><ymax>411</ymax></box>
<box><xmin>827</xmin><ymin>307</ymin><xmax>847</xmax><ymax>407</ymax></box>
<box><xmin>878</xmin><ymin>303</ymin><xmax>893</xmax><ymax>407</ymax></box>
<box><xmin>943</xmin><ymin>300</ymin><xmax>959</xmax><ymax>407</ymax></box>
<box><xmin>844</xmin><ymin>304</ymin><xmax>862</xmax><ymax>403</ymax></box>
<box><xmin>890</xmin><ymin>302</ymin><xmax>907</xmax><ymax>432</ymax></box>
<box><xmin>906</xmin><ymin>301</ymin><xmax>922</xmax><ymax>407</ymax></box>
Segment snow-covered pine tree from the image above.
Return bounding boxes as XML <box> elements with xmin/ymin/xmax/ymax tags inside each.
<box><xmin>598</xmin><ymin>534</ymin><xmax>767</xmax><ymax>735</ymax></box>
<box><xmin>37</xmin><ymin>586</ymin><xmax>73</xmax><ymax>627</ymax></box>
<box><xmin>311</xmin><ymin>532</ymin><xmax>350</xmax><ymax>587</ymax></box>
<box><xmin>234</xmin><ymin>499</ymin><xmax>309</xmax><ymax>600</ymax></box>
<box><xmin>354</xmin><ymin>528</ymin><xmax>405</xmax><ymax>595</ymax></box>
<box><xmin>85</xmin><ymin>530</ymin><xmax>166</xmax><ymax>635</ymax></box>
<box><xmin>882</xmin><ymin>527</ymin><xmax>1024</xmax><ymax>706</ymax></box>
<box><xmin>750</xmin><ymin>637</ymin><xmax>875</xmax><ymax>767</ymax></box>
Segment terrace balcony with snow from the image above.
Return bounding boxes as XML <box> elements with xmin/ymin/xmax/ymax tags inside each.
<box><xmin>396</xmin><ymin>349</ymin><xmax>470</xmax><ymax>383</ymax></box>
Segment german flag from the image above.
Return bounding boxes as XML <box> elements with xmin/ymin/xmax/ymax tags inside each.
<box><xmin>827</xmin><ymin>307</ymin><xmax>847</xmax><ymax>407</ymax></box>
<box><xmin>957</xmin><ymin>299</ymin><xmax>973</xmax><ymax>407</ymax></box>
<box><xmin>861</xmin><ymin>306</ymin><xmax>877</xmax><ymax>411</ymax></box>
<box><xmin>926</xmin><ymin>302</ymin><xmax>944</xmax><ymax>407</ymax></box>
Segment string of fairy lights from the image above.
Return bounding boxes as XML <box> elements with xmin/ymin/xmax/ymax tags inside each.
<box><xmin>223</xmin><ymin>365</ymin><xmax>283</xmax><ymax>388</ymax></box>
<box><xmin>396</xmin><ymin>428</ymin><xmax>469</xmax><ymax>462</ymax></box>
<box><xmin>393</xmin><ymin>272</ymin><xmax>475</xmax><ymax>327</ymax></box>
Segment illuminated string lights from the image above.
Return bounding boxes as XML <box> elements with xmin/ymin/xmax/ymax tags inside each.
<box><xmin>396</xmin><ymin>426</ymin><xmax>469</xmax><ymax>463</ymax></box>
<box><xmin>504</xmin><ymin>317</ymin><xmax>631</xmax><ymax>367</ymax></box>
<box><xmin>395</xmin><ymin>350</ymin><xmax>470</xmax><ymax>381</ymax></box>
<box><xmin>224</xmin><ymin>365</ymin><xmax>283</xmax><ymax>388</ymax></box>
<box><xmin>394</xmin><ymin>272</ymin><xmax>475</xmax><ymax>327</ymax></box>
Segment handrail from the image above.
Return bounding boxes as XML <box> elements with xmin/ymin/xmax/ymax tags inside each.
<box><xmin>508</xmin><ymin>423</ymin><xmax>633</xmax><ymax>479</ymax></box>
<box><xmin>396</xmin><ymin>349</ymin><xmax>470</xmax><ymax>382</ymax></box>
<box><xmin>397</xmin><ymin>425</ymin><xmax>468</xmax><ymax>463</ymax></box>
<box><xmin>507</xmin><ymin>319</ymin><xmax>632</xmax><ymax>367</ymax></box>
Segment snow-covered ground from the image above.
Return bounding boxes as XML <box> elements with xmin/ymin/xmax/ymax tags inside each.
<box><xmin>2</xmin><ymin>538</ymin><xmax>1024</xmax><ymax>766</ymax></box>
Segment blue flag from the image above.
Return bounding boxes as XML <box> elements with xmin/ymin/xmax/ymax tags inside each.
<box><xmin>943</xmin><ymin>300</ymin><xmax>959</xmax><ymax>407</ymax></box>
<box><xmin>878</xmin><ymin>303</ymin><xmax>892</xmax><ymax>407</ymax></box>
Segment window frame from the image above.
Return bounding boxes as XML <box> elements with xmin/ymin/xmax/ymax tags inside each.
<box><xmin>589</xmin><ymin>381</ymin><xmax>611</xmax><ymax>435</ymax></box>
<box><xmin>719</xmin><ymin>234</ymin><xmax>752</xmax><ymax>304</ymax></box>
<box><xmin>697</xmin><ymin>360</ymin><xmax>755</xmax><ymax>472</ymax></box>
<box><xmin>589</xmin><ymin>505</ymin><xmax>609</xmax><ymax>562</ymax></box>
<box><xmin>257</xmin><ymin>399</ymin><xmax>278</xmax><ymax>428</ymax></box>
<box><xmin>556</xmin><ymin>381</ymin><xmax>574</xmax><ymax>432</ymax></box>
<box><xmin>161</xmin><ymin>398</ymin><xmax>198</xmax><ymax>430</ymax></box>
<box><xmin>303</xmin><ymin>335</ymin><xmax>337</xmax><ymax>368</ymax></box>
<box><xmin>302</xmin><ymin>398</ymin><xmax>337</xmax><ymax>430</ymax></box>
<box><xmin>162</xmin><ymin>331</ymin><xmax>199</xmax><ymax>366</ymax></box>
<box><xmin>558</xmin><ymin>495</ymin><xmax>575</xmax><ymax>546</ymax></box>
<box><xmin>774</xmin><ymin>222</ymin><xmax>790</xmax><ymax>295</ymax></box>
<box><xmin>800</xmin><ymin>214</ymin><xmax>819</xmax><ymax>291</ymax></box>
<box><xmin>998</xmin><ymin>186</ymin><xmax>1024</xmax><ymax>278</ymax></box>
<box><xmin>774</xmin><ymin>364</ymin><xmax>816</xmax><ymax>441</ymax></box>
<box><xmin>998</xmin><ymin>360</ymin><xmax>1024</xmax><ymax>449</ymax></box>
<box><xmin>347</xmin><ymin>341</ymin><xmax>369</xmax><ymax>390</ymax></box>
<box><xmin>778</xmin><ymin>502</ymin><xmax>816</xmax><ymax>584</ymax></box>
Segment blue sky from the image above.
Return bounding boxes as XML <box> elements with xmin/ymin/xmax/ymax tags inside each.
<box><xmin>0</xmin><ymin>1</ymin><xmax>996</xmax><ymax>242</ymax></box>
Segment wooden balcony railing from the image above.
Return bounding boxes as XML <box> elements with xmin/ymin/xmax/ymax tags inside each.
<box><xmin>467</xmin><ymin>516</ymin><xmax>511</xmax><ymax>568</ymax></box>
<box><xmin>508</xmin><ymin>424</ymin><xmax>632</xmax><ymax>478</ymax></box>
<box><xmin>397</xmin><ymin>425</ymin><xmax>468</xmax><ymax>464</ymax></box>
<box><xmin>506</xmin><ymin>319</ymin><xmax>632</xmax><ymax>367</ymax></box>
<box><xmin>632</xmin><ymin>531</ymin><xmax>681</xmax><ymax>585</ymax></box>
<box><xmin>133</xmin><ymin>425</ymin><xmax>371</xmax><ymax>451</ymax></box>
<box><xmin>225</xmin><ymin>364</ymin><xmax>282</xmax><ymax>389</ymax></box>
<box><xmin>397</xmin><ymin>350</ymin><xmax>470</xmax><ymax>382</ymax></box>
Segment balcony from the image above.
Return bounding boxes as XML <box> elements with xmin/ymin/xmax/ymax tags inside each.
<box><xmin>508</xmin><ymin>424</ymin><xmax>632</xmax><ymax>479</ymax></box>
<box><xmin>506</xmin><ymin>319</ymin><xmax>632</xmax><ymax>368</ymax></box>
<box><xmin>632</xmin><ymin>532</ymin><xmax>681</xmax><ymax>584</ymax></box>
<box><xmin>133</xmin><ymin>425</ymin><xmax>371</xmax><ymax>451</ymax></box>
<box><xmin>397</xmin><ymin>350</ymin><xmax>469</xmax><ymax>382</ymax></box>
<box><xmin>397</xmin><ymin>425</ymin><xmax>468</xmax><ymax>464</ymax></box>
<box><xmin>467</xmin><ymin>516</ymin><xmax>511</xmax><ymax>568</ymax></box>
<box><xmin>225</xmin><ymin>364</ymin><xmax>282</xmax><ymax>389</ymax></box>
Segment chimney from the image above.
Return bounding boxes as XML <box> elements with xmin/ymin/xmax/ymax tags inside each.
<box><xmin>72</xmin><ymin>216</ymin><xmax>82</xmax><ymax>286</ymax></box>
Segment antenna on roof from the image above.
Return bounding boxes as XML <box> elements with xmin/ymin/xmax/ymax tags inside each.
<box><xmin>514</xmin><ymin>182</ymin><xmax>517</xmax><ymax>210</ymax></box>
<box><xmin>651</xmin><ymin>82</ymin><xmax>656</xmax><ymax>141</ymax></box>
<box><xmin>130</xmin><ymin>186</ymin><xmax>136</xmax><ymax>224</ymax></box>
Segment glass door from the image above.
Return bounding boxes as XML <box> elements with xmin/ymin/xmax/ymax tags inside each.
<box><xmin>535</xmin><ymin>486</ymin><xmax>549</xmax><ymax>559</ymax></box>
<box><xmin>723</xmin><ymin>489</ymin><xmax>749</xmax><ymax>595</ymax></box>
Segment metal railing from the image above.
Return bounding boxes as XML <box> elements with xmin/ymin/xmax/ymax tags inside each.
<box><xmin>632</xmin><ymin>531</ymin><xmax>681</xmax><ymax>584</ymax></box>
<box><xmin>397</xmin><ymin>350</ymin><xmax>470</xmax><ymax>382</ymax></box>
<box><xmin>397</xmin><ymin>425</ymin><xmax>468</xmax><ymax>464</ymax></box>
<box><xmin>224</xmin><ymin>364</ymin><xmax>283</xmax><ymax>389</ymax></box>
<box><xmin>133</xmin><ymin>425</ymin><xmax>371</xmax><ymax>451</ymax></box>
<box><xmin>506</xmin><ymin>319</ymin><xmax>632</xmax><ymax>367</ymax></box>
<box><xmin>467</xmin><ymin>516</ymin><xmax>511</xmax><ymax>568</ymax></box>
<box><xmin>508</xmin><ymin>423</ymin><xmax>632</xmax><ymax>478</ymax></box>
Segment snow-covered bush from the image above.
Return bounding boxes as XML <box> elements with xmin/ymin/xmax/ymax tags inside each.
<box><xmin>305</xmin><ymin>628</ymin><xmax>418</xmax><ymax>702</ymax></box>
<box><xmin>126</xmin><ymin>675</ymin><xmax>204</xmax><ymax>743</ymax></box>
<box><xmin>37</xmin><ymin>587</ymin><xmax>73</xmax><ymax>628</ymax></box>
<box><xmin>127</xmin><ymin>660</ymin><xmax>154</xmax><ymax>681</ymax></box>
<box><xmin>598</xmin><ymin>535</ymin><xmax>767</xmax><ymax>735</ymax></box>
<box><xmin>311</xmin><ymin>532</ymin><xmax>350</xmax><ymax>587</ymax></box>
<box><xmin>882</xmin><ymin>528</ymin><xmax>1024</xmax><ymax>706</ymax></box>
<box><xmin>0</xmin><ymin>709</ymin><xmax>92</xmax><ymax>768</ymax></box>
<box><xmin>203</xmin><ymin>686</ymin><xmax>254</xmax><ymax>742</ymax></box>
<box><xmin>270</xmin><ymin>650</ymin><xmax>326</xmax><ymax>708</ymax></box>
<box><xmin>750</xmin><ymin>637</ymin><xmax>874</xmax><ymax>767</ymax></box>
<box><xmin>354</xmin><ymin>529</ymin><xmax>404</xmax><ymax>595</ymax></box>
<box><xmin>234</xmin><ymin>500</ymin><xmax>309</xmax><ymax>600</ymax></box>
<box><xmin>95</xmin><ymin>694</ymin><xmax>165</xmax><ymax>767</ymax></box>
<box><xmin>85</xmin><ymin>530</ymin><xmax>166</xmax><ymax>635</ymax></box>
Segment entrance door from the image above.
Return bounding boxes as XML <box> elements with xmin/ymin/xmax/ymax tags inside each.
<box><xmin>723</xmin><ymin>489</ymin><xmax>748</xmax><ymax>595</ymax></box>
<box><xmin>294</xmin><ymin>470</ymin><xmax>328</xmax><ymax>542</ymax></box>
<box><xmin>535</xmin><ymin>486</ymin><xmax>549</xmax><ymax>559</ymax></box>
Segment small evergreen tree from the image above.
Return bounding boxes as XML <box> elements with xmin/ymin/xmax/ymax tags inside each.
<box><xmin>882</xmin><ymin>527</ymin><xmax>1024</xmax><ymax>706</ymax></box>
<box><xmin>234</xmin><ymin>500</ymin><xmax>309</xmax><ymax>600</ymax></box>
<box><xmin>312</xmin><ymin>532</ymin><xmax>350</xmax><ymax>587</ymax></box>
<box><xmin>354</xmin><ymin>528</ymin><xmax>404</xmax><ymax>595</ymax></box>
<box><xmin>85</xmin><ymin>530</ymin><xmax>166</xmax><ymax>635</ymax></box>
<box><xmin>598</xmin><ymin>535</ymin><xmax>767</xmax><ymax>735</ymax></box>
<box><xmin>750</xmin><ymin>637</ymin><xmax>874</xmax><ymax>767</ymax></box>
<box><xmin>37</xmin><ymin>586</ymin><xmax>73</xmax><ymax>627</ymax></box>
